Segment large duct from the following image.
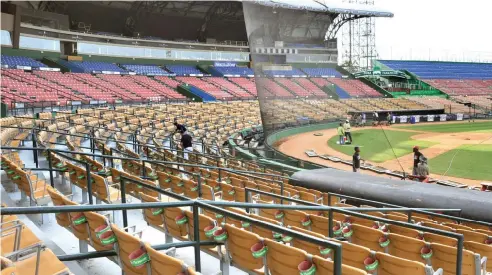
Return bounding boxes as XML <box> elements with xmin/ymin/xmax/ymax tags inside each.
<box><xmin>290</xmin><ymin>168</ymin><xmax>492</xmax><ymax>223</ymax></box>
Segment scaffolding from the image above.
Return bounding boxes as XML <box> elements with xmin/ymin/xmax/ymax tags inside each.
<box><xmin>340</xmin><ymin>0</ymin><xmax>378</xmax><ymax>72</ymax></box>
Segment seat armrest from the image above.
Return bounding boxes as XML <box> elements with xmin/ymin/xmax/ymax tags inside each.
<box><xmin>433</xmin><ymin>268</ymin><xmax>443</xmax><ymax>275</ymax></box>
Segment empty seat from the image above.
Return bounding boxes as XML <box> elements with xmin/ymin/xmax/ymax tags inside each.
<box><xmin>264</xmin><ymin>238</ymin><xmax>307</xmax><ymax>275</ymax></box>
<box><xmin>312</xmin><ymin>255</ymin><xmax>367</xmax><ymax>275</ymax></box>
<box><xmin>223</xmin><ymin>224</ymin><xmax>264</xmax><ymax>273</ymax></box>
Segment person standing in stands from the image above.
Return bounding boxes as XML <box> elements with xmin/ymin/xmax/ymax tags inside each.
<box><xmin>337</xmin><ymin>123</ymin><xmax>345</xmax><ymax>145</ymax></box>
<box><xmin>173</xmin><ymin>118</ymin><xmax>187</xmax><ymax>134</ymax></box>
<box><xmin>181</xmin><ymin>132</ymin><xmax>193</xmax><ymax>160</ymax></box>
<box><xmin>353</xmin><ymin>146</ymin><xmax>361</xmax><ymax>172</ymax></box>
<box><xmin>343</xmin><ymin>119</ymin><xmax>353</xmax><ymax>144</ymax></box>
<box><xmin>412</xmin><ymin>146</ymin><xmax>423</xmax><ymax>176</ymax></box>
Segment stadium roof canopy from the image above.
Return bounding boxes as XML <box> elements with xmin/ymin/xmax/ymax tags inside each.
<box><xmin>249</xmin><ymin>0</ymin><xmax>393</xmax><ymax>17</ymax></box>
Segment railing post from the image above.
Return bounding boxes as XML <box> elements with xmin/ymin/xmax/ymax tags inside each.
<box><xmin>141</xmin><ymin>160</ymin><xmax>146</xmax><ymax>178</ymax></box>
<box><xmin>109</xmin><ymin>148</ymin><xmax>114</xmax><ymax>168</ymax></box>
<box><xmin>280</xmin><ymin>182</ymin><xmax>284</xmax><ymax>205</ymax></box>
<box><xmin>218</xmin><ymin>168</ymin><xmax>222</xmax><ymax>182</ymax></box>
<box><xmin>407</xmin><ymin>211</ymin><xmax>413</xmax><ymax>223</ymax></box>
<box><xmin>328</xmin><ymin>209</ymin><xmax>334</xmax><ymax>238</ymax></box>
<box><xmin>245</xmin><ymin>189</ymin><xmax>250</xmax><ymax>213</ymax></box>
<box><xmin>192</xmin><ymin>203</ymin><xmax>201</xmax><ymax>272</ymax></box>
<box><xmin>31</xmin><ymin>131</ymin><xmax>39</xmax><ymax>168</ymax></box>
<box><xmin>120</xmin><ymin>178</ymin><xmax>129</xmax><ymax>230</ymax></box>
<box><xmin>197</xmin><ymin>174</ymin><xmax>202</xmax><ymax>198</ymax></box>
<box><xmin>47</xmin><ymin>149</ymin><xmax>54</xmax><ymax>187</ymax></box>
<box><xmin>457</xmin><ymin>235</ymin><xmax>464</xmax><ymax>275</ymax></box>
<box><xmin>333</xmin><ymin>245</ymin><xmax>342</xmax><ymax>275</ymax></box>
<box><xmin>85</xmin><ymin>163</ymin><xmax>93</xmax><ymax>205</ymax></box>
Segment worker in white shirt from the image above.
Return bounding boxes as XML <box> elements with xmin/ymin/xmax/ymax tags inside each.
<box><xmin>343</xmin><ymin>119</ymin><xmax>353</xmax><ymax>144</ymax></box>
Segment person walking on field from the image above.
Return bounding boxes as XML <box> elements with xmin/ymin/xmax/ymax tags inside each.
<box><xmin>412</xmin><ymin>146</ymin><xmax>423</xmax><ymax>176</ymax></box>
<box><xmin>353</xmin><ymin>146</ymin><xmax>361</xmax><ymax>172</ymax></box>
<box><xmin>343</xmin><ymin>119</ymin><xmax>353</xmax><ymax>144</ymax></box>
<box><xmin>415</xmin><ymin>156</ymin><xmax>430</xmax><ymax>182</ymax></box>
<box><xmin>337</xmin><ymin>123</ymin><xmax>345</xmax><ymax>145</ymax></box>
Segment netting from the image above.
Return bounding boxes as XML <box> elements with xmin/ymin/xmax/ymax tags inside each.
<box><xmin>242</xmin><ymin>3</ymin><xmax>338</xmax><ymax>136</ymax></box>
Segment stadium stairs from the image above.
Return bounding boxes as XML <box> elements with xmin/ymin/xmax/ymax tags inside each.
<box><xmin>334</xmin><ymin>86</ymin><xmax>352</xmax><ymax>99</ymax></box>
<box><xmin>177</xmin><ymin>84</ymin><xmax>216</xmax><ymax>102</ymax></box>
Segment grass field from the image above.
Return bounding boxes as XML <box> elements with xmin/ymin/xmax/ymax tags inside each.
<box><xmin>396</xmin><ymin>120</ymin><xmax>492</xmax><ymax>133</ymax></box>
<box><xmin>327</xmin><ymin>129</ymin><xmax>438</xmax><ymax>163</ymax></box>
<box><xmin>429</xmin><ymin>144</ymin><xmax>492</xmax><ymax>181</ymax></box>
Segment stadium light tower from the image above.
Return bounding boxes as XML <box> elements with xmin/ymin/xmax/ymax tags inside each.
<box><xmin>340</xmin><ymin>0</ymin><xmax>378</xmax><ymax>72</ymax></box>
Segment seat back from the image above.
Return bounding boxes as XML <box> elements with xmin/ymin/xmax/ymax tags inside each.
<box><xmin>351</xmin><ymin>224</ymin><xmax>385</xmax><ymax>252</ymax></box>
<box><xmin>46</xmin><ymin>186</ymin><xmax>71</xmax><ymax>227</ymax></box>
<box><xmin>290</xmin><ymin>226</ymin><xmax>329</xmax><ymax>257</ymax></box>
<box><xmin>111</xmin><ymin>224</ymin><xmax>149</xmax><ymax>275</ymax></box>
<box><xmin>387</xmin><ymin>233</ymin><xmax>427</xmax><ymax>264</ymax></box>
<box><xmin>161</xmin><ymin>206</ymin><xmax>187</xmax><ymax>238</ymax></box>
<box><xmin>423</xmin><ymin>232</ymin><xmax>458</xmax><ymax>247</ymax></box>
<box><xmin>283</xmin><ymin>209</ymin><xmax>309</xmax><ymax>229</ymax></box>
<box><xmin>223</xmin><ymin>224</ymin><xmax>264</xmax><ymax>272</ymax></box>
<box><xmin>60</xmin><ymin>196</ymin><xmax>89</xmax><ymax>240</ymax></box>
<box><xmin>457</xmin><ymin>229</ymin><xmax>488</xmax><ymax>243</ymax></box>
<box><xmin>145</xmin><ymin>244</ymin><xmax>184</xmax><ymax>275</ymax></box>
<box><xmin>156</xmin><ymin>171</ymin><xmax>172</xmax><ymax>190</ymax></box>
<box><xmin>256</xmin><ymin>199</ymin><xmax>281</xmax><ymax>222</ymax></box>
<box><xmin>184</xmin><ymin>210</ymin><xmax>216</xmax><ymax>247</ymax></box>
<box><xmin>264</xmin><ymin>238</ymin><xmax>307</xmax><ymax>275</ymax></box>
<box><xmin>333</xmin><ymin>240</ymin><xmax>372</xmax><ymax>271</ymax></box>
<box><xmin>183</xmin><ymin>179</ymin><xmax>199</xmax><ymax>199</ymax></box>
<box><xmin>376</xmin><ymin>252</ymin><xmax>427</xmax><ymax>275</ymax></box>
<box><xmin>92</xmin><ymin>173</ymin><xmax>109</xmax><ymax>200</ymax></box>
<box><xmin>463</xmin><ymin>241</ymin><xmax>492</xmax><ymax>271</ymax></box>
<box><xmin>200</xmin><ymin>184</ymin><xmax>215</xmax><ymax>201</ymax></box>
<box><xmin>139</xmin><ymin>193</ymin><xmax>164</xmax><ymax>227</ymax></box>
<box><xmin>219</xmin><ymin>183</ymin><xmax>235</xmax><ymax>201</ymax></box>
<box><xmin>431</xmin><ymin>242</ymin><xmax>478</xmax><ymax>275</ymax></box>
<box><xmin>312</xmin><ymin>255</ymin><xmax>367</xmax><ymax>275</ymax></box>
<box><xmin>346</xmin><ymin>214</ymin><xmax>381</xmax><ymax>228</ymax></box>
<box><xmin>249</xmin><ymin>213</ymin><xmax>281</xmax><ymax>240</ymax></box>
<box><xmin>224</xmin><ymin>207</ymin><xmax>249</xmax><ymax>228</ymax></box>
<box><xmin>310</xmin><ymin>214</ymin><xmax>329</xmax><ymax>237</ymax></box>
<box><xmin>84</xmin><ymin>211</ymin><xmax>112</xmax><ymax>251</ymax></box>
<box><xmin>384</xmin><ymin>224</ymin><xmax>420</xmax><ymax>239</ymax></box>
<box><xmin>110</xmin><ymin>168</ymin><xmax>121</xmax><ymax>184</ymax></box>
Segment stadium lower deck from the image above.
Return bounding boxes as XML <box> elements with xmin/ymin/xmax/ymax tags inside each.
<box><xmin>1</xmin><ymin>101</ymin><xmax>492</xmax><ymax>275</ymax></box>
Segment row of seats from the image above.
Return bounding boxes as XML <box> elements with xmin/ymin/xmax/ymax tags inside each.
<box><xmin>379</xmin><ymin>60</ymin><xmax>492</xmax><ymax>80</ymax></box>
<box><xmin>426</xmin><ymin>79</ymin><xmax>492</xmax><ymax>96</ymax></box>
<box><xmin>2</xmin><ymin>102</ymin><xmax>491</xmax><ymax>275</ymax></box>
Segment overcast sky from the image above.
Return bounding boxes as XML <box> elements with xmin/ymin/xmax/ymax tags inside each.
<box><xmin>373</xmin><ymin>0</ymin><xmax>492</xmax><ymax>62</ymax></box>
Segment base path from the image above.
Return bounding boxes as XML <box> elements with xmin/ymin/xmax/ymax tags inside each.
<box><xmin>275</xmin><ymin>126</ymin><xmax>490</xmax><ymax>187</ymax></box>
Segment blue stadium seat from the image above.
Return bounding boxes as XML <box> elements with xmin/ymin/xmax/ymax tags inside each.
<box><xmin>213</xmin><ymin>67</ymin><xmax>254</xmax><ymax>77</ymax></box>
<box><xmin>165</xmin><ymin>65</ymin><xmax>203</xmax><ymax>76</ymax></box>
<box><xmin>122</xmin><ymin>64</ymin><xmax>172</xmax><ymax>75</ymax></box>
<box><xmin>263</xmin><ymin>68</ymin><xmax>305</xmax><ymax>77</ymax></box>
<box><xmin>1</xmin><ymin>55</ymin><xmax>47</xmax><ymax>68</ymax></box>
<box><xmin>301</xmin><ymin>68</ymin><xmax>342</xmax><ymax>77</ymax></box>
<box><xmin>59</xmin><ymin>61</ymin><xmax>127</xmax><ymax>73</ymax></box>
<box><xmin>378</xmin><ymin>60</ymin><xmax>492</xmax><ymax>80</ymax></box>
